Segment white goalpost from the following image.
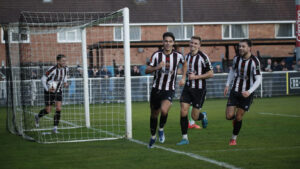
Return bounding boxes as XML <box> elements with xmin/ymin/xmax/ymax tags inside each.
<box><xmin>6</xmin><ymin>8</ymin><xmax>132</xmax><ymax>143</ymax></box>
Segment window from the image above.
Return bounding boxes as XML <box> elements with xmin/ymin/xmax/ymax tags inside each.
<box><xmin>167</xmin><ymin>25</ymin><xmax>193</xmax><ymax>40</ymax></box>
<box><xmin>1</xmin><ymin>27</ymin><xmax>30</xmax><ymax>43</ymax></box>
<box><xmin>114</xmin><ymin>26</ymin><xmax>141</xmax><ymax>41</ymax></box>
<box><xmin>275</xmin><ymin>23</ymin><xmax>295</xmax><ymax>38</ymax></box>
<box><xmin>222</xmin><ymin>24</ymin><xmax>248</xmax><ymax>39</ymax></box>
<box><xmin>57</xmin><ymin>28</ymin><xmax>81</xmax><ymax>43</ymax></box>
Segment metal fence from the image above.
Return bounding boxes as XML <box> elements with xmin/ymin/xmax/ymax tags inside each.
<box><xmin>1</xmin><ymin>71</ymin><xmax>299</xmax><ymax>107</ymax></box>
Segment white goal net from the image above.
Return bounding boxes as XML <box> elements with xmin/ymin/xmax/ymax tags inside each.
<box><xmin>5</xmin><ymin>8</ymin><xmax>132</xmax><ymax>143</ymax></box>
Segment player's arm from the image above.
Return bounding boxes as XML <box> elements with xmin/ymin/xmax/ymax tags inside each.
<box><xmin>145</xmin><ymin>62</ymin><xmax>164</xmax><ymax>74</ymax></box>
<box><xmin>179</xmin><ymin>61</ymin><xmax>187</xmax><ymax>86</ymax></box>
<box><xmin>224</xmin><ymin>67</ymin><xmax>235</xmax><ymax>96</ymax></box>
<box><xmin>63</xmin><ymin>67</ymin><xmax>69</xmax><ymax>88</ymax></box>
<box><xmin>189</xmin><ymin>69</ymin><xmax>213</xmax><ymax>80</ymax></box>
<box><xmin>41</xmin><ymin>75</ymin><xmax>49</xmax><ymax>91</ymax></box>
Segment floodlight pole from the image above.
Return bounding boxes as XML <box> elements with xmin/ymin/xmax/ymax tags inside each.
<box><xmin>296</xmin><ymin>0</ymin><xmax>300</xmax><ymax>70</ymax></box>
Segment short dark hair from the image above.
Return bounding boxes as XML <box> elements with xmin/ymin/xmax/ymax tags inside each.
<box><xmin>240</xmin><ymin>39</ymin><xmax>252</xmax><ymax>47</ymax></box>
<box><xmin>56</xmin><ymin>54</ymin><xmax>66</xmax><ymax>61</ymax></box>
<box><xmin>163</xmin><ymin>32</ymin><xmax>175</xmax><ymax>41</ymax></box>
<box><xmin>191</xmin><ymin>36</ymin><xmax>202</xmax><ymax>44</ymax></box>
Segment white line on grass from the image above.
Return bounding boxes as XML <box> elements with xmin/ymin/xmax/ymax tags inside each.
<box><xmin>258</xmin><ymin>112</ymin><xmax>300</xmax><ymax>118</ymax></box>
<box><xmin>27</xmin><ymin>111</ymin><xmax>240</xmax><ymax>169</ymax></box>
<box><xmin>129</xmin><ymin>139</ymin><xmax>241</xmax><ymax>169</ymax></box>
<box><xmin>193</xmin><ymin>146</ymin><xmax>300</xmax><ymax>153</ymax></box>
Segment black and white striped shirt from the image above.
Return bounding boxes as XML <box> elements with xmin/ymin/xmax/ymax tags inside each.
<box><xmin>42</xmin><ymin>65</ymin><xmax>68</xmax><ymax>92</ymax></box>
<box><xmin>149</xmin><ymin>50</ymin><xmax>185</xmax><ymax>91</ymax></box>
<box><xmin>231</xmin><ymin>55</ymin><xmax>261</xmax><ymax>93</ymax></box>
<box><xmin>185</xmin><ymin>51</ymin><xmax>213</xmax><ymax>89</ymax></box>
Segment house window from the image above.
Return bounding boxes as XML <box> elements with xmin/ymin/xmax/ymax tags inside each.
<box><xmin>167</xmin><ymin>25</ymin><xmax>193</xmax><ymax>40</ymax></box>
<box><xmin>57</xmin><ymin>28</ymin><xmax>81</xmax><ymax>43</ymax></box>
<box><xmin>275</xmin><ymin>23</ymin><xmax>295</xmax><ymax>38</ymax></box>
<box><xmin>114</xmin><ymin>26</ymin><xmax>141</xmax><ymax>41</ymax></box>
<box><xmin>222</xmin><ymin>24</ymin><xmax>248</xmax><ymax>39</ymax></box>
<box><xmin>1</xmin><ymin>27</ymin><xmax>30</xmax><ymax>43</ymax></box>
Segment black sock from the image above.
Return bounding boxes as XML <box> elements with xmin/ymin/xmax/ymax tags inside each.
<box><xmin>159</xmin><ymin>114</ymin><xmax>168</xmax><ymax>129</ymax></box>
<box><xmin>54</xmin><ymin>111</ymin><xmax>61</xmax><ymax>126</ymax></box>
<box><xmin>180</xmin><ymin>116</ymin><xmax>188</xmax><ymax>135</ymax></box>
<box><xmin>150</xmin><ymin>116</ymin><xmax>158</xmax><ymax>136</ymax></box>
<box><xmin>197</xmin><ymin>112</ymin><xmax>204</xmax><ymax>121</ymax></box>
<box><xmin>233</xmin><ymin>120</ymin><xmax>242</xmax><ymax>135</ymax></box>
<box><xmin>38</xmin><ymin>109</ymin><xmax>48</xmax><ymax>118</ymax></box>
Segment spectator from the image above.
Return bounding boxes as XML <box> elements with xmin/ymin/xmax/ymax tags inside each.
<box><xmin>214</xmin><ymin>64</ymin><xmax>223</xmax><ymax>73</ymax></box>
<box><xmin>279</xmin><ymin>60</ymin><xmax>288</xmax><ymax>71</ymax></box>
<box><xmin>88</xmin><ymin>67</ymin><xmax>99</xmax><ymax>78</ymax></box>
<box><xmin>74</xmin><ymin>65</ymin><xmax>83</xmax><ymax>78</ymax></box>
<box><xmin>98</xmin><ymin>66</ymin><xmax>111</xmax><ymax>78</ymax></box>
<box><xmin>131</xmin><ymin>65</ymin><xmax>141</xmax><ymax>76</ymax></box>
<box><xmin>273</xmin><ymin>61</ymin><xmax>281</xmax><ymax>71</ymax></box>
<box><xmin>264</xmin><ymin>59</ymin><xmax>273</xmax><ymax>72</ymax></box>
<box><xmin>115</xmin><ymin>65</ymin><xmax>124</xmax><ymax>77</ymax></box>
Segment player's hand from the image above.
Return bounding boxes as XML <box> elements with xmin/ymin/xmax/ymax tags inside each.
<box><xmin>64</xmin><ymin>82</ymin><xmax>69</xmax><ymax>88</ymax></box>
<box><xmin>179</xmin><ymin>78</ymin><xmax>185</xmax><ymax>86</ymax></box>
<box><xmin>242</xmin><ymin>91</ymin><xmax>250</xmax><ymax>98</ymax></box>
<box><xmin>224</xmin><ymin>86</ymin><xmax>229</xmax><ymax>97</ymax></box>
<box><xmin>157</xmin><ymin>61</ymin><xmax>165</xmax><ymax>70</ymax></box>
<box><xmin>188</xmin><ymin>72</ymin><xmax>197</xmax><ymax>80</ymax></box>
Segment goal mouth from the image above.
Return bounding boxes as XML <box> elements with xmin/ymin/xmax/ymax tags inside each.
<box><xmin>6</xmin><ymin>8</ymin><xmax>132</xmax><ymax>143</ymax></box>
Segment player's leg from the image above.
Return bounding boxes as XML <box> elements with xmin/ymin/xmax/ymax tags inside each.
<box><xmin>188</xmin><ymin>106</ymin><xmax>200</xmax><ymax>129</ymax></box>
<box><xmin>158</xmin><ymin>99</ymin><xmax>172</xmax><ymax>143</ymax></box>
<box><xmin>148</xmin><ymin>89</ymin><xmax>161</xmax><ymax>148</ymax></box>
<box><xmin>190</xmin><ymin>89</ymin><xmax>208</xmax><ymax>128</ymax></box>
<box><xmin>53</xmin><ymin>92</ymin><xmax>63</xmax><ymax>133</ymax></box>
<box><xmin>177</xmin><ymin>102</ymin><xmax>190</xmax><ymax>145</ymax></box>
<box><xmin>35</xmin><ymin>91</ymin><xmax>53</xmax><ymax>128</ymax></box>
<box><xmin>230</xmin><ymin>108</ymin><xmax>245</xmax><ymax>145</ymax></box>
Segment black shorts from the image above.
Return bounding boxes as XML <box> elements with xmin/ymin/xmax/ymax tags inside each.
<box><xmin>150</xmin><ymin>88</ymin><xmax>175</xmax><ymax>110</ymax></box>
<box><xmin>44</xmin><ymin>90</ymin><xmax>62</xmax><ymax>106</ymax></box>
<box><xmin>180</xmin><ymin>85</ymin><xmax>206</xmax><ymax>109</ymax></box>
<box><xmin>227</xmin><ymin>90</ymin><xmax>254</xmax><ymax>111</ymax></box>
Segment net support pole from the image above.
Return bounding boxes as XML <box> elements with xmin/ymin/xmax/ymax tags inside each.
<box><xmin>123</xmin><ymin>7</ymin><xmax>132</xmax><ymax>139</ymax></box>
<box><xmin>81</xmin><ymin>28</ymin><xmax>90</xmax><ymax>128</ymax></box>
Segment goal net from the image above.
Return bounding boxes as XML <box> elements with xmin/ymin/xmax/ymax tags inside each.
<box><xmin>5</xmin><ymin>8</ymin><xmax>132</xmax><ymax>143</ymax></box>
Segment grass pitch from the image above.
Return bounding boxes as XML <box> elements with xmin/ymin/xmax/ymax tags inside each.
<box><xmin>1</xmin><ymin>96</ymin><xmax>300</xmax><ymax>169</ymax></box>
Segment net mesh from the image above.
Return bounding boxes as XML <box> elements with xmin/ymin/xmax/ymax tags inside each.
<box><xmin>6</xmin><ymin>10</ymin><xmax>127</xmax><ymax>143</ymax></box>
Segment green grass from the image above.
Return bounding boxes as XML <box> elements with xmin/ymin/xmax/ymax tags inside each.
<box><xmin>1</xmin><ymin>96</ymin><xmax>300</xmax><ymax>169</ymax></box>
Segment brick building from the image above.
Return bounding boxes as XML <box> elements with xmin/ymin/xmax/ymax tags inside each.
<box><xmin>0</xmin><ymin>0</ymin><xmax>296</xmax><ymax>72</ymax></box>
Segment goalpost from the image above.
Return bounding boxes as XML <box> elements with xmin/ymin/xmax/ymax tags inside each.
<box><xmin>5</xmin><ymin>8</ymin><xmax>132</xmax><ymax>143</ymax></box>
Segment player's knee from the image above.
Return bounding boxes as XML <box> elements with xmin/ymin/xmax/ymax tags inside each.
<box><xmin>56</xmin><ymin>107</ymin><xmax>61</xmax><ymax>112</ymax></box>
<box><xmin>226</xmin><ymin>113</ymin><xmax>234</xmax><ymax>120</ymax></box>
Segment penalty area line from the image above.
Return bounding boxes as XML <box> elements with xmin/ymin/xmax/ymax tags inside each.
<box><xmin>258</xmin><ymin>112</ymin><xmax>300</xmax><ymax>118</ymax></box>
<box><xmin>129</xmin><ymin>139</ymin><xmax>241</xmax><ymax>169</ymax></box>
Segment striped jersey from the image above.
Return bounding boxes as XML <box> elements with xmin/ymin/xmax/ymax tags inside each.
<box><xmin>185</xmin><ymin>51</ymin><xmax>213</xmax><ymax>89</ymax></box>
<box><xmin>149</xmin><ymin>50</ymin><xmax>185</xmax><ymax>91</ymax></box>
<box><xmin>231</xmin><ymin>55</ymin><xmax>261</xmax><ymax>93</ymax></box>
<box><xmin>42</xmin><ymin>65</ymin><xmax>68</xmax><ymax>92</ymax></box>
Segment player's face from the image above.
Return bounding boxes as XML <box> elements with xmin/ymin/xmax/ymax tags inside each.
<box><xmin>163</xmin><ymin>36</ymin><xmax>174</xmax><ymax>52</ymax></box>
<box><xmin>239</xmin><ymin>42</ymin><xmax>251</xmax><ymax>57</ymax></box>
<box><xmin>189</xmin><ymin>38</ymin><xmax>200</xmax><ymax>53</ymax></box>
<box><xmin>58</xmin><ymin>57</ymin><xmax>67</xmax><ymax>67</ymax></box>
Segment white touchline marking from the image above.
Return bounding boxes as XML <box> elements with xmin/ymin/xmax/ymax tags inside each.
<box><xmin>27</xmin><ymin>111</ymin><xmax>241</xmax><ymax>169</ymax></box>
<box><xmin>258</xmin><ymin>112</ymin><xmax>300</xmax><ymax>118</ymax></box>
<box><xmin>129</xmin><ymin>139</ymin><xmax>241</xmax><ymax>169</ymax></box>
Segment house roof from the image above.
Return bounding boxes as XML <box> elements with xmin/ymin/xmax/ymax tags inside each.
<box><xmin>0</xmin><ymin>0</ymin><xmax>295</xmax><ymax>24</ymax></box>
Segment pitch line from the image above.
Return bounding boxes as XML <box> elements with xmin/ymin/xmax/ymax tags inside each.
<box><xmin>258</xmin><ymin>112</ymin><xmax>300</xmax><ymax>118</ymax></box>
<box><xmin>193</xmin><ymin>146</ymin><xmax>300</xmax><ymax>153</ymax></box>
<box><xmin>129</xmin><ymin>139</ymin><xmax>241</xmax><ymax>169</ymax></box>
<box><xmin>27</xmin><ymin>111</ymin><xmax>240</xmax><ymax>169</ymax></box>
